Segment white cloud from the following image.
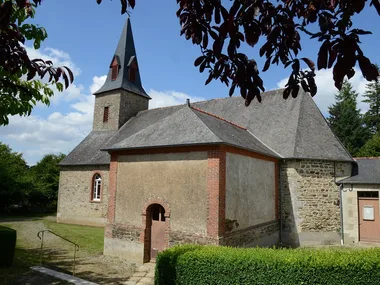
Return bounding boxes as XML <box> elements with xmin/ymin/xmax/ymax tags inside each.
<box><xmin>25</xmin><ymin>46</ymin><xmax>81</xmax><ymax>76</ymax></box>
<box><xmin>0</xmin><ymin>78</ymin><xmax>96</xmax><ymax>165</ymax></box>
<box><xmin>90</xmin><ymin>75</ymin><xmax>107</xmax><ymax>94</ymax></box>
<box><xmin>276</xmin><ymin>68</ymin><xmax>369</xmax><ymax>115</ymax></box>
<box><xmin>1</xmin><ymin>44</ymin><xmax>205</xmax><ymax>165</ymax></box>
<box><xmin>148</xmin><ymin>89</ymin><xmax>205</xmax><ymax>109</ymax></box>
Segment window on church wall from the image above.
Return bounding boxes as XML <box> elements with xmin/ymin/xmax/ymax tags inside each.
<box><xmin>92</xmin><ymin>174</ymin><xmax>102</xmax><ymax>201</ymax></box>
<box><xmin>103</xmin><ymin>106</ymin><xmax>109</xmax><ymax>123</ymax></box>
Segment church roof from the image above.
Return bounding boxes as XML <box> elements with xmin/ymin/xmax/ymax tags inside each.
<box><xmin>339</xmin><ymin>158</ymin><xmax>380</xmax><ymax>184</ymax></box>
<box><xmin>104</xmin><ymin>105</ymin><xmax>278</xmax><ymax>157</ymax></box>
<box><xmin>93</xmin><ymin>18</ymin><xmax>150</xmax><ymax>99</ymax></box>
<box><xmin>60</xmin><ymin>131</ymin><xmax>117</xmax><ymax>166</ymax></box>
<box><xmin>60</xmin><ymin>89</ymin><xmax>353</xmax><ymax>166</ymax></box>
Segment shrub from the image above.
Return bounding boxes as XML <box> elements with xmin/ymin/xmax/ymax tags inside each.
<box><xmin>0</xmin><ymin>226</ymin><xmax>17</xmax><ymax>267</ymax></box>
<box><xmin>155</xmin><ymin>245</ymin><xmax>380</xmax><ymax>285</ymax></box>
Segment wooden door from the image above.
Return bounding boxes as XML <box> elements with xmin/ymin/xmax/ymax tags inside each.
<box><xmin>150</xmin><ymin>204</ymin><xmax>166</xmax><ymax>260</ymax></box>
<box><xmin>358</xmin><ymin>196</ymin><xmax>380</xmax><ymax>242</ymax></box>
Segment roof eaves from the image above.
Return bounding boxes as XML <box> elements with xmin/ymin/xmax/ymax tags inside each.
<box><xmin>101</xmin><ymin>142</ymin><xmax>222</xmax><ymax>152</ymax></box>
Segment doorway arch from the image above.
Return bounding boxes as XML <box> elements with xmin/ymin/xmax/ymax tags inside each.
<box><xmin>141</xmin><ymin>199</ymin><xmax>170</xmax><ymax>262</ymax></box>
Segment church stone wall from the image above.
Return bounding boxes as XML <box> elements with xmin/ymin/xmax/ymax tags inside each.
<box><xmin>93</xmin><ymin>92</ymin><xmax>121</xmax><ymax>131</ymax></box>
<box><xmin>93</xmin><ymin>90</ymin><xmax>148</xmax><ymax>131</ymax></box>
<box><xmin>57</xmin><ymin>165</ymin><xmax>109</xmax><ymax>226</ymax></box>
<box><xmin>280</xmin><ymin>159</ymin><xmax>352</xmax><ymax>246</ymax></box>
<box><xmin>223</xmin><ymin>153</ymin><xmax>278</xmax><ymax>247</ymax></box>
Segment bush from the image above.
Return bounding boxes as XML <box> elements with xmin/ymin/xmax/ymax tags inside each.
<box><xmin>155</xmin><ymin>245</ymin><xmax>380</xmax><ymax>285</ymax></box>
<box><xmin>0</xmin><ymin>226</ymin><xmax>17</xmax><ymax>267</ymax></box>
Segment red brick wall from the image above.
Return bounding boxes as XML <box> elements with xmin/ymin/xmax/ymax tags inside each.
<box><xmin>207</xmin><ymin>149</ymin><xmax>226</xmax><ymax>241</ymax></box>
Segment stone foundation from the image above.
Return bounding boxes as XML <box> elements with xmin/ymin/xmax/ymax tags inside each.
<box><xmin>221</xmin><ymin>220</ymin><xmax>279</xmax><ymax>247</ymax></box>
<box><xmin>169</xmin><ymin>231</ymin><xmax>218</xmax><ymax>246</ymax></box>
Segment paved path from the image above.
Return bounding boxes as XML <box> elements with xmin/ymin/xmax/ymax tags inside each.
<box><xmin>31</xmin><ymin>266</ymin><xmax>98</xmax><ymax>285</ymax></box>
<box><xmin>124</xmin><ymin>262</ymin><xmax>155</xmax><ymax>285</ymax></box>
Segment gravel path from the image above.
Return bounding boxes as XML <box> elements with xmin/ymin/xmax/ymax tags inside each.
<box><xmin>0</xmin><ymin>218</ymin><xmax>136</xmax><ymax>285</ymax></box>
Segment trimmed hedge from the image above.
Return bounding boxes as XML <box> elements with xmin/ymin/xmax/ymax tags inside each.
<box><xmin>155</xmin><ymin>245</ymin><xmax>380</xmax><ymax>285</ymax></box>
<box><xmin>0</xmin><ymin>226</ymin><xmax>17</xmax><ymax>267</ymax></box>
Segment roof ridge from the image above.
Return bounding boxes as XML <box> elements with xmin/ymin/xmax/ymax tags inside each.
<box><xmin>291</xmin><ymin>91</ymin><xmax>305</xmax><ymax>157</ymax></box>
<box><xmin>191</xmin><ymin>106</ymin><xmax>247</xmax><ymax>130</ymax></box>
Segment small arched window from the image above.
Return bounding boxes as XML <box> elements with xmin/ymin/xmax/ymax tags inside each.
<box><xmin>92</xmin><ymin>174</ymin><xmax>102</xmax><ymax>201</ymax></box>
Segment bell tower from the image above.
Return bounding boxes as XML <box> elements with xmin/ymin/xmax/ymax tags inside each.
<box><xmin>92</xmin><ymin>18</ymin><xmax>150</xmax><ymax>131</ymax></box>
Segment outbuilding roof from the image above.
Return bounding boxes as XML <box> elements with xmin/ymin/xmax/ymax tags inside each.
<box><xmin>339</xmin><ymin>158</ymin><xmax>380</xmax><ymax>184</ymax></box>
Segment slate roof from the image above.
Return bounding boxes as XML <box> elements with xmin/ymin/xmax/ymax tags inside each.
<box><xmin>60</xmin><ymin>131</ymin><xmax>117</xmax><ymax>166</ymax></box>
<box><xmin>93</xmin><ymin>18</ymin><xmax>150</xmax><ymax>99</ymax></box>
<box><xmin>192</xmin><ymin>89</ymin><xmax>353</xmax><ymax>161</ymax></box>
<box><xmin>60</xmin><ymin>89</ymin><xmax>354</xmax><ymax>166</ymax></box>
<box><xmin>105</xmin><ymin>106</ymin><xmax>278</xmax><ymax>158</ymax></box>
<box><xmin>339</xmin><ymin>158</ymin><xmax>380</xmax><ymax>184</ymax></box>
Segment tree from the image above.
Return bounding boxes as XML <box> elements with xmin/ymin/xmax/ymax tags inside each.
<box><xmin>28</xmin><ymin>153</ymin><xmax>66</xmax><ymax>208</ymax></box>
<box><xmin>357</xmin><ymin>132</ymin><xmax>380</xmax><ymax>157</ymax></box>
<box><xmin>363</xmin><ymin>65</ymin><xmax>380</xmax><ymax>134</ymax></box>
<box><xmin>0</xmin><ymin>142</ymin><xmax>29</xmax><ymax>212</ymax></box>
<box><xmin>0</xmin><ymin>0</ymin><xmax>73</xmax><ymax>125</ymax></box>
<box><xmin>328</xmin><ymin>80</ymin><xmax>369</xmax><ymax>156</ymax></box>
<box><xmin>1</xmin><ymin>0</ymin><xmax>380</xmax><ymax>123</ymax></box>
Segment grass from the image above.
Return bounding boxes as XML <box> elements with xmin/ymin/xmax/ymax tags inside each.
<box><xmin>42</xmin><ymin>219</ymin><xmax>104</xmax><ymax>255</ymax></box>
<box><xmin>0</xmin><ymin>216</ymin><xmax>104</xmax><ymax>284</ymax></box>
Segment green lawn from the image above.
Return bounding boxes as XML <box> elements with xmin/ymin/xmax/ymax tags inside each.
<box><xmin>42</xmin><ymin>220</ymin><xmax>104</xmax><ymax>255</ymax></box>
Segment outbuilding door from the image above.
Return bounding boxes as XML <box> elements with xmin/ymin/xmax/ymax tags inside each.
<box><xmin>150</xmin><ymin>204</ymin><xmax>166</xmax><ymax>260</ymax></box>
<box><xmin>358</xmin><ymin>192</ymin><xmax>380</xmax><ymax>242</ymax></box>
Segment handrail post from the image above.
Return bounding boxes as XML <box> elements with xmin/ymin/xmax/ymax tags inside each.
<box><xmin>73</xmin><ymin>245</ymin><xmax>78</xmax><ymax>276</ymax></box>
<box><xmin>39</xmin><ymin>231</ymin><xmax>44</xmax><ymax>265</ymax></box>
<box><xmin>37</xmin><ymin>229</ymin><xmax>80</xmax><ymax>276</ymax></box>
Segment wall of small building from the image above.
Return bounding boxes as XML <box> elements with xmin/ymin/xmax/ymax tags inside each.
<box><xmin>104</xmin><ymin>152</ymin><xmax>210</xmax><ymax>263</ymax></box>
<box><xmin>280</xmin><ymin>159</ymin><xmax>352</xmax><ymax>246</ymax></box>
<box><xmin>223</xmin><ymin>152</ymin><xmax>278</xmax><ymax>247</ymax></box>
<box><xmin>57</xmin><ymin>165</ymin><xmax>109</xmax><ymax>226</ymax></box>
<box><xmin>342</xmin><ymin>184</ymin><xmax>380</xmax><ymax>244</ymax></box>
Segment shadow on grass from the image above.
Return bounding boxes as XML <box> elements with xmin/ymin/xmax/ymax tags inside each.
<box><xmin>20</xmin><ymin>247</ymin><xmax>130</xmax><ymax>285</ymax></box>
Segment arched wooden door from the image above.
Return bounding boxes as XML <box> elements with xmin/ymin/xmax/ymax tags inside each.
<box><xmin>150</xmin><ymin>204</ymin><xmax>166</xmax><ymax>260</ymax></box>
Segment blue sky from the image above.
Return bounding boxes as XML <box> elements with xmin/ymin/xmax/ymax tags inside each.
<box><xmin>0</xmin><ymin>1</ymin><xmax>379</xmax><ymax>165</ymax></box>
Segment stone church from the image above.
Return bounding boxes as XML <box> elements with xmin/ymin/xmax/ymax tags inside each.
<box><xmin>57</xmin><ymin>18</ymin><xmax>378</xmax><ymax>264</ymax></box>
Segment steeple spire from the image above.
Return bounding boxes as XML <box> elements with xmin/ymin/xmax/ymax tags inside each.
<box><xmin>94</xmin><ymin>18</ymin><xmax>150</xmax><ymax>99</ymax></box>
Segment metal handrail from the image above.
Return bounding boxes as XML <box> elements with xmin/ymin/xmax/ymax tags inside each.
<box><xmin>37</xmin><ymin>229</ymin><xmax>80</xmax><ymax>276</ymax></box>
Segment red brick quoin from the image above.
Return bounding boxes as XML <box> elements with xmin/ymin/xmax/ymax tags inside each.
<box><xmin>105</xmin><ymin>154</ymin><xmax>118</xmax><ymax>238</ymax></box>
<box><xmin>207</xmin><ymin>149</ymin><xmax>226</xmax><ymax>242</ymax></box>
